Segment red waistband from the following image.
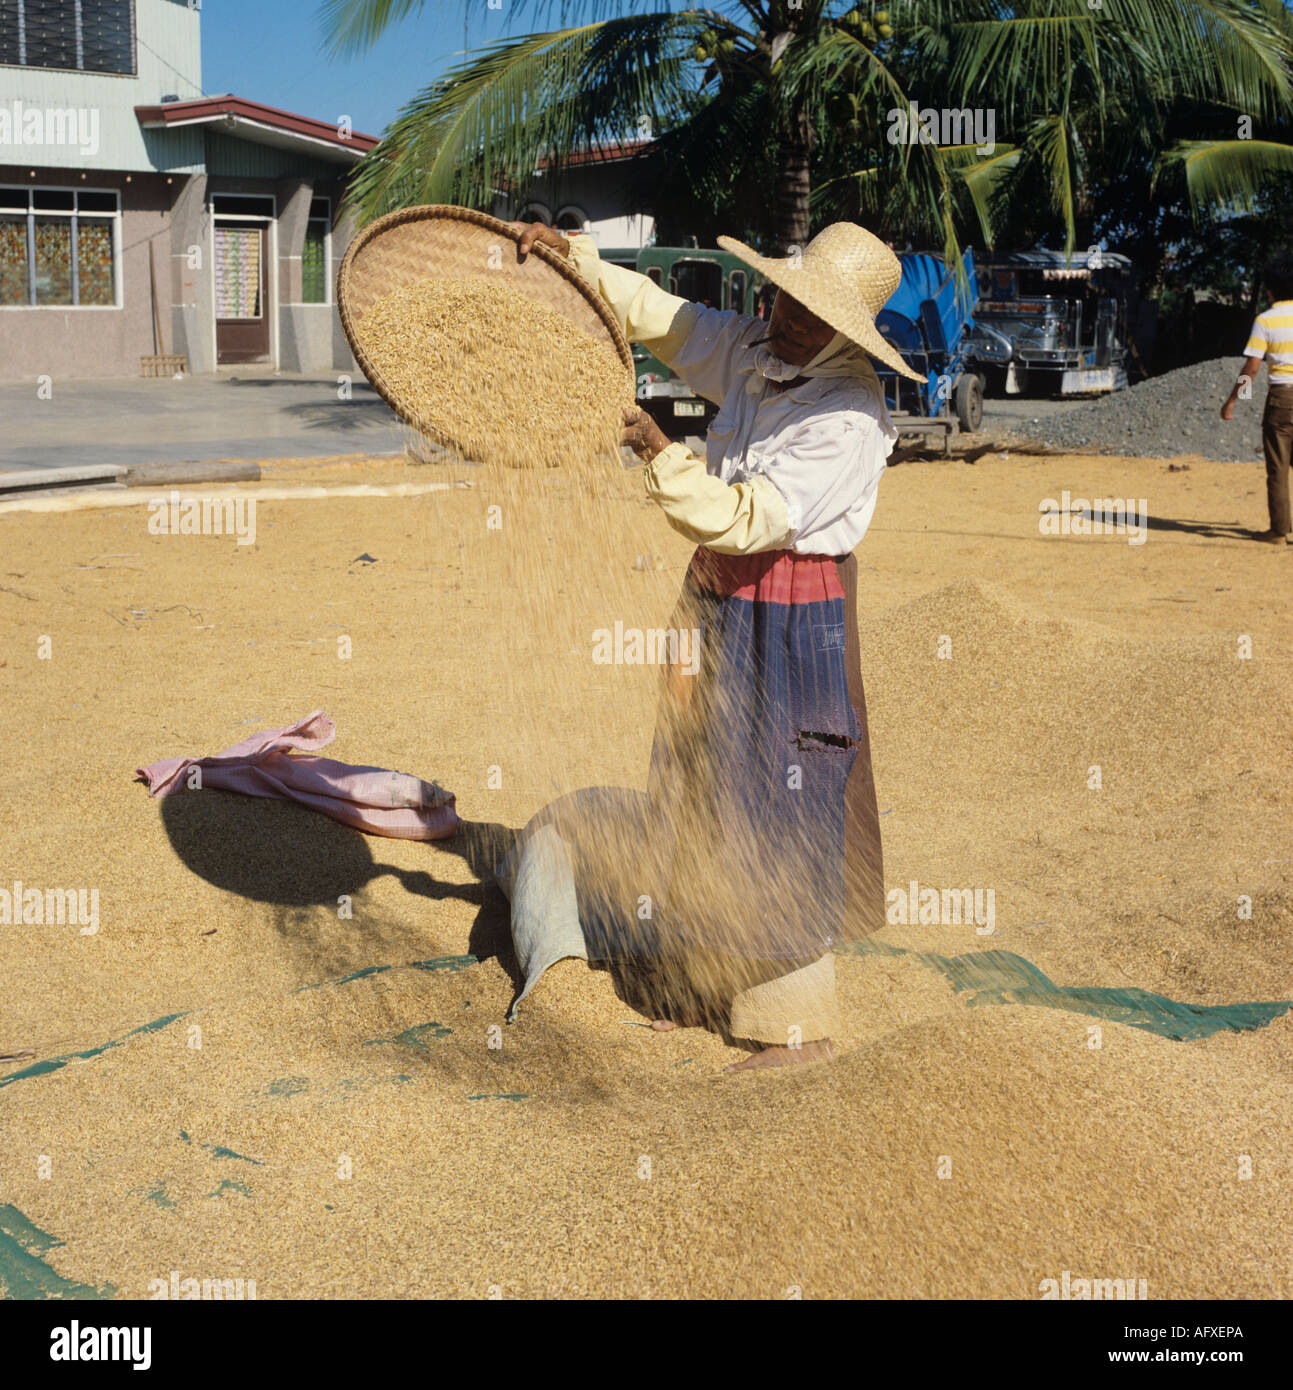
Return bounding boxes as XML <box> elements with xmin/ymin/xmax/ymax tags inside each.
<box><xmin>690</xmin><ymin>547</ymin><xmax>846</xmax><ymax>604</ymax></box>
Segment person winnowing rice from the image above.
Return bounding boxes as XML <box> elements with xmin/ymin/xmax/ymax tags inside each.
<box><xmin>514</xmin><ymin>219</ymin><xmax>921</xmax><ymax>1073</ymax></box>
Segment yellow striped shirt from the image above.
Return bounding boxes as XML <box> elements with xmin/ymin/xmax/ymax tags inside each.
<box><xmin>1245</xmin><ymin>301</ymin><xmax>1293</xmax><ymax>384</ymax></box>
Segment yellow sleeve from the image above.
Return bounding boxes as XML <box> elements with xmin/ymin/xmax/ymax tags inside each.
<box><xmin>567</xmin><ymin>234</ymin><xmax>699</xmax><ymax>369</ymax></box>
<box><xmin>644</xmin><ymin>441</ymin><xmax>791</xmax><ymax>555</ymax></box>
<box><xmin>1244</xmin><ymin>316</ymin><xmax>1267</xmax><ymax>359</ymax></box>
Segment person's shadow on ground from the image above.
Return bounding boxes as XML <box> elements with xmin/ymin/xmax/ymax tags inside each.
<box><xmin>156</xmin><ymin>788</ymin><xmax>738</xmax><ymax>1046</ymax></box>
<box><xmin>157</xmin><ymin>790</ymin><xmax>520</xmax><ymax>988</ymax></box>
<box><xmin>1139</xmin><ymin>512</ymin><xmax>1281</xmax><ymax>542</ymax></box>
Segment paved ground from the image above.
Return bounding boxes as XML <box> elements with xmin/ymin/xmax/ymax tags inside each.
<box><xmin>978</xmin><ymin>394</ymin><xmax>1088</xmax><ymax>429</ymax></box>
<box><xmin>1</xmin><ymin>367</ymin><xmax>1088</xmax><ymax>475</ymax></box>
<box><xmin>1</xmin><ymin>369</ymin><xmax>408</xmax><ymax>472</ymax></box>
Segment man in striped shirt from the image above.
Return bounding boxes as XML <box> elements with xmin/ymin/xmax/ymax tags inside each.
<box><xmin>1221</xmin><ymin>253</ymin><xmax>1293</xmax><ymax>543</ymax></box>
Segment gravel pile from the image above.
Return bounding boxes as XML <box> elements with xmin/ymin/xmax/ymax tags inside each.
<box><xmin>1019</xmin><ymin>356</ymin><xmax>1265</xmax><ymax>462</ymax></box>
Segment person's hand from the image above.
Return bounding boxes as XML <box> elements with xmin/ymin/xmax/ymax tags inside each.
<box><xmin>621</xmin><ymin>406</ymin><xmax>671</xmax><ymax>462</ymax></box>
<box><xmin>1220</xmin><ymin>399</ymin><xmax>1237</xmax><ymax>421</ymax></box>
<box><xmin>510</xmin><ymin>221</ymin><xmax>570</xmax><ymax>261</ymax></box>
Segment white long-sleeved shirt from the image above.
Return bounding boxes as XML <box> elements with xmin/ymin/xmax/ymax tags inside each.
<box><xmin>568</xmin><ymin>234</ymin><xmax>896</xmax><ymax>556</ymax></box>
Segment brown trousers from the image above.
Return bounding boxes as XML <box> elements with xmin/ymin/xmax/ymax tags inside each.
<box><xmin>1262</xmin><ymin>385</ymin><xmax>1293</xmax><ymax>535</ymax></box>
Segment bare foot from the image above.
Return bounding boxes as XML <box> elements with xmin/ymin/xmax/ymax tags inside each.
<box><xmin>647</xmin><ymin>999</ymin><xmax>708</xmax><ymax>1032</ymax></box>
<box><xmin>649</xmin><ymin>1007</ymin><xmax>706</xmax><ymax>1031</ymax></box>
<box><xmin>724</xmin><ymin>1039</ymin><xmax>835</xmax><ymax>1073</ymax></box>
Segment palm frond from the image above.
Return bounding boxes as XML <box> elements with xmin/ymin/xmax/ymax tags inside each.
<box><xmin>321</xmin><ymin>0</ymin><xmax>678</xmax><ymax>57</ymax></box>
<box><xmin>1156</xmin><ymin>138</ymin><xmax>1293</xmax><ymax>220</ymax></box>
<box><xmin>1028</xmin><ymin>113</ymin><xmax>1081</xmax><ymax>253</ymax></box>
<box><xmin>945</xmin><ymin>145</ymin><xmax>1021</xmax><ymax>247</ymax></box>
<box><xmin>786</xmin><ymin>26</ymin><xmax>913</xmax><ymax>118</ymax></box>
<box><xmin>948</xmin><ymin>11</ymin><xmax>1102</xmax><ymax>113</ymax></box>
<box><xmin>1098</xmin><ymin>0</ymin><xmax>1293</xmax><ymax>116</ymax></box>
<box><xmin>321</xmin><ymin>0</ymin><xmax>425</xmax><ymax>57</ymax></box>
<box><xmin>343</xmin><ymin>13</ymin><xmax>704</xmax><ymax>224</ymax></box>
<box><xmin>946</xmin><ymin>0</ymin><xmax>1293</xmax><ymax>122</ymax></box>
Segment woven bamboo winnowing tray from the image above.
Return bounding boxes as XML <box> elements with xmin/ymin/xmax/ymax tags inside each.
<box><xmin>336</xmin><ymin>204</ymin><xmax>633</xmax><ymax>449</ymax></box>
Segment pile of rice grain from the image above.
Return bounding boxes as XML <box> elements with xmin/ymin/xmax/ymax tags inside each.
<box><xmin>355</xmin><ymin>276</ymin><xmax>635</xmax><ymax>469</ymax></box>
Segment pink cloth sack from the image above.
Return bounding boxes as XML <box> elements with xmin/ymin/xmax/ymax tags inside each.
<box><xmin>136</xmin><ymin>709</ymin><xmax>459</xmax><ymax>841</ymax></box>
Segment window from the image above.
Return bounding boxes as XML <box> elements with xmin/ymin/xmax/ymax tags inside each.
<box><xmin>0</xmin><ymin>186</ymin><xmax>119</xmax><ymax>307</ymax></box>
<box><xmin>211</xmin><ymin>194</ymin><xmax>275</xmax><ymax>217</ymax></box>
<box><xmin>301</xmin><ymin>196</ymin><xmax>330</xmax><ymax>304</ymax></box>
<box><xmin>214</xmin><ymin>226</ymin><xmax>262</xmax><ymax>318</ymax></box>
<box><xmin>554</xmin><ymin>205</ymin><xmax>588</xmax><ymax>233</ymax></box>
<box><xmin>0</xmin><ymin>0</ymin><xmax>137</xmax><ymax>76</ymax></box>
<box><xmin>669</xmin><ymin>259</ymin><xmax>722</xmax><ymax>308</ymax></box>
<box><xmin>728</xmin><ymin>269</ymin><xmax>747</xmax><ymax>312</ymax></box>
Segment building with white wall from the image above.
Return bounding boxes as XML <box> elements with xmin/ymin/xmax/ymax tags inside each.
<box><xmin>0</xmin><ymin>0</ymin><xmax>377</xmax><ymax>379</ymax></box>
<box><xmin>502</xmin><ymin>141</ymin><xmax>656</xmax><ymax>250</ymax></box>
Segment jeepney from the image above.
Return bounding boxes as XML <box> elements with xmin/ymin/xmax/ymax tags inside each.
<box><xmin>967</xmin><ymin>250</ymin><xmax>1136</xmax><ymax>394</ymax></box>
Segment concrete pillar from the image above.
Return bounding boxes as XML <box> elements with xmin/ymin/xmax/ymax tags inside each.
<box><xmin>331</xmin><ymin>198</ymin><xmax>360</xmax><ymax>373</ymax></box>
<box><xmin>275</xmin><ymin>179</ymin><xmax>314</xmax><ymax>373</ymax></box>
<box><xmin>276</xmin><ymin>178</ymin><xmax>311</xmax><ymax>306</ymax></box>
<box><xmin>168</xmin><ymin>173</ymin><xmax>213</xmax><ymax>375</ymax></box>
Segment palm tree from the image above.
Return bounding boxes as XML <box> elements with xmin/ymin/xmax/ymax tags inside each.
<box><xmin>811</xmin><ymin>0</ymin><xmax>1293</xmax><ymax>260</ymax></box>
<box><xmin>324</xmin><ymin>0</ymin><xmax>1293</xmax><ymax>262</ymax></box>
<box><xmin>324</xmin><ymin>0</ymin><xmax>926</xmax><ymax>253</ymax></box>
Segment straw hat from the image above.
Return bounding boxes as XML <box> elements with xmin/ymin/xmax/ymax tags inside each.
<box><xmin>717</xmin><ymin>223</ymin><xmax>925</xmax><ymax>382</ymax></box>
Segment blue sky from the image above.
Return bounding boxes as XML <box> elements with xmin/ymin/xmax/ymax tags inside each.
<box><xmin>201</xmin><ymin>0</ymin><xmax>513</xmax><ymax>137</ymax></box>
<box><xmin>200</xmin><ymin>0</ymin><xmax>687</xmax><ymax>139</ymax></box>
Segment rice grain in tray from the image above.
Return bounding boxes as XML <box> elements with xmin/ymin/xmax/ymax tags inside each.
<box><xmin>355</xmin><ymin>276</ymin><xmax>636</xmax><ymax>469</ymax></box>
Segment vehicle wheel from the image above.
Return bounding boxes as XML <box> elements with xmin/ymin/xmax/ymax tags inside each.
<box><xmin>955</xmin><ymin>372</ymin><xmax>983</xmax><ymax>432</ymax></box>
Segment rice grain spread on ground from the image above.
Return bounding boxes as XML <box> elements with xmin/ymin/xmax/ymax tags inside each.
<box><xmin>0</xmin><ymin>446</ymin><xmax>1289</xmax><ymax>1299</ymax></box>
